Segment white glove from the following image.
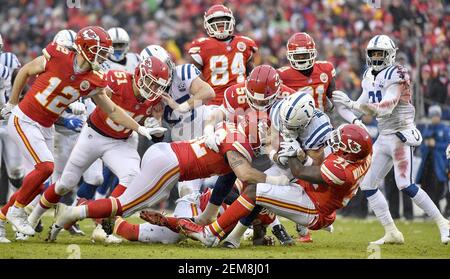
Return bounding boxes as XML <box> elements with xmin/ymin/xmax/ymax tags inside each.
<box><xmin>278</xmin><ymin>139</ymin><xmax>302</xmax><ymax>158</ymax></box>
<box><xmin>68</xmin><ymin>101</ymin><xmax>87</xmax><ymax>115</ymax></box>
<box><xmin>144</xmin><ymin>117</ymin><xmax>161</xmax><ymax>129</ymax></box>
<box><xmin>332</xmin><ymin>90</ymin><xmax>358</xmax><ymax>110</ymax></box>
<box><xmin>138</xmin><ymin>126</ymin><xmax>153</xmax><ymax>141</ymax></box>
<box><xmin>353</xmin><ymin>119</ymin><xmax>370</xmax><ymax>134</ymax></box>
<box><xmin>269</xmin><ymin>149</ymin><xmax>289</xmax><ymax>166</ymax></box>
<box><xmin>147</xmin><ymin>126</ymin><xmax>167</xmax><ymax>135</ymax></box>
<box><xmin>266</xmin><ymin>175</ymin><xmax>291</xmax><ymax>186</ymax></box>
<box><xmin>204</xmin><ymin>124</ymin><xmax>221</xmax><ymax>153</ymax></box>
<box><xmin>446</xmin><ymin>144</ymin><xmax>450</xmax><ymax>159</ymax></box>
<box><xmin>176</xmin><ymin>101</ymin><xmax>191</xmax><ymax>113</ymax></box>
<box><xmin>1</xmin><ymin>102</ymin><xmax>15</xmax><ymax>120</ymax></box>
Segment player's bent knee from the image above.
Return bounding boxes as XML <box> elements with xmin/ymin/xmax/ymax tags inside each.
<box><xmin>35</xmin><ymin>161</ymin><xmax>54</xmax><ymax>177</ymax></box>
<box><xmin>57</xmin><ymin>172</ymin><xmax>82</xmax><ymax>195</ymax></box>
<box><xmin>8</xmin><ymin>168</ymin><xmax>24</xmax><ymax>180</ymax></box>
<box><xmin>401</xmin><ymin>184</ymin><xmax>419</xmax><ymax>198</ymax></box>
<box><xmin>84</xmin><ymin>175</ymin><xmax>104</xmax><ymax>186</ymax></box>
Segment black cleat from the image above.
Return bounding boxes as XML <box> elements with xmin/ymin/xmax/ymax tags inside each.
<box><xmin>34</xmin><ymin>219</ymin><xmax>43</xmax><ymax>233</ymax></box>
<box><xmin>272</xmin><ymin>224</ymin><xmax>295</xmax><ymax>246</ymax></box>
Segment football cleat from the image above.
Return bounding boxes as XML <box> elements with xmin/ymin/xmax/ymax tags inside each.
<box><xmin>440</xmin><ymin>221</ymin><xmax>450</xmax><ymax>245</ymax></box>
<box><xmin>105</xmin><ymin>234</ymin><xmax>123</xmax><ymax>244</ymax></box>
<box><xmin>297</xmin><ymin>232</ymin><xmax>313</xmax><ymax>243</ymax></box>
<box><xmin>178</xmin><ymin>219</ymin><xmax>220</xmax><ymax>247</ymax></box>
<box><xmin>140</xmin><ymin>210</ymin><xmax>181</xmax><ymax>233</ymax></box>
<box><xmin>91</xmin><ymin>224</ymin><xmax>107</xmax><ymax>243</ymax></box>
<box><xmin>15</xmin><ymin>232</ymin><xmax>29</xmax><ymax>241</ymax></box>
<box><xmin>46</xmin><ymin>223</ymin><xmax>63</xmax><ymax>242</ymax></box>
<box><xmin>67</xmin><ymin>224</ymin><xmax>85</xmax><ymax>236</ymax></box>
<box><xmin>34</xmin><ymin>220</ymin><xmax>43</xmax><ymax>233</ymax></box>
<box><xmin>6</xmin><ymin>206</ymin><xmax>35</xmax><ymax>236</ymax></box>
<box><xmin>54</xmin><ymin>204</ymin><xmax>77</xmax><ymax>228</ymax></box>
<box><xmin>222</xmin><ymin>240</ymin><xmax>239</xmax><ymax>249</ymax></box>
<box><xmin>271</xmin><ymin>224</ymin><xmax>295</xmax><ymax>246</ymax></box>
<box><xmin>0</xmin><ymin>221</ymin><xmax>11</xmax><ymax>243</ymax></box>
<box><xmin>370</xmin><ymin>230</ymin><xmax>404</xmax><ymax>245</ymax></box>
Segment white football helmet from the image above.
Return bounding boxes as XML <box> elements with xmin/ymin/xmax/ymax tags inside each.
<box><xmin>107</xmin><ymin>27</ymin><xmax>130</xmax><ymax>62</ymax></box>
<box><xmin>366</xmin><ymin>34</ymin><xmax>397</xmax><ymax>72</ymax></box>
<box><xmin>53</xmin><ymin>29</ymin><xmax>76</xmax><ymax>51</ymax></box>
<box><xmin>140</xmin><ymin>45</ymin><xmax>175</xmax><ymax>73</ymax></box>
<box><xmin>279</xmin><ymin>91</ymin><xmax>315</xmax><ymax>134</ymax></box>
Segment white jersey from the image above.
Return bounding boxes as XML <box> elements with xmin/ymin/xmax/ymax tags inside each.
<box><xmin>103</xmin><ymin>52</ymin><xmax>140</xmax><ymax>73</ymax></box>
<box><xmin>270</xmin><ymin>100</ymin><xmax>333</xmax><ymax>150</ymax></box>
<box><xmin>360</xmin><ymin>64</ymin><xmax>415</xmax><ymax>134</ymax></box>
<box><xmin>163</xmin><ymin>63</ymin><xmax>201</xmax><ymax>126</ymax></box>
<box><xmin>0</xmin><ymin>52</ymin><xmax>21</xmax><ymax>106</ymax></box>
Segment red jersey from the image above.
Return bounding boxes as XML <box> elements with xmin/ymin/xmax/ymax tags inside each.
<box><xmin>188</xmin><ymin>35</ymin><xmax>258</xmax><ymax>106</ymax></box>
<box><xmin>19</xmin><ymin>43</ymin><xmax>107</xmax><ymax>127</ymax></box>
<box><xmin>89</xmin><ymin>70</ymin><xmax>160</xmax><ymax>139</ymax></box>
<box><xmin>277</xmin><ymin>61</ymin><xmax>335</xmax><ymax>112</ymax></box>
<box><xmin>170</xmin><ymin>122</ymin><xmax>254</xmax><ymax>181</ymax></box>
<box><xmin>300</xmin><ymin>153</ymin><xmax>371</xmax><ymax>228</ymax></box>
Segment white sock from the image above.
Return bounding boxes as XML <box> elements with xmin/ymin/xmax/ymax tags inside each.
<box><xmin>411</xmin><ymin>188</ymin><xmax>443</xmax><ymax>220</ymax></box>
<box><xmin>366</xmin><ymin>190</ymin><xmax>397</xmax><ymax>233</ymax></box>
<box><xmin>268</xmin><ymin>216</ymin><xmax>281</xmax><ymax>230</ymax></box>
<box><xmin>76</xmin><ymin>205</ymin><xmax>88</xmax><ymax>220</ymax></box>
<box><xmin>223</xmin><ymin>222</ymin><xmax>248</xmax><ymax>247</ymax></box>
<box><xmin>195</xmin><ymin>202</ymin><xmax>220</xmax><ymax>225</ymax></box>
<box><xmin>28</xmin><ymin>203</ymin><xmax>48</xmax><ymax>226</ymax></box>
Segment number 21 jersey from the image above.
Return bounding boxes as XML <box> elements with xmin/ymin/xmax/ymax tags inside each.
<box><xmin>19</xmin><ymin>42</ymin><xmax>107</xmax><ymax>127</ymax></box>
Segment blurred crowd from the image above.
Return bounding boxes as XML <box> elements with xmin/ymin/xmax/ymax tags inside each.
<box><xmin>0</xmin><ymin>0</ymin><xmax>449</xmax><ymax>117</ymax></box>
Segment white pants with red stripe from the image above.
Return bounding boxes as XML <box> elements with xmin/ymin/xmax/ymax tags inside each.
<box><xmin>118</xmin><ymin>142</ymin><xmax>180</xmax><ymax>217</ymax></box>
<box><xmin>53</xmin><ymin>129</ymin><xmax>104</xmax><ymax>186</ymax></box>
<box><xmin>55</xmin><ymin>124</ymin><xmax>140</xmax><ymax>196</ymax></box>
<box><xmin>8</xmin><ymin>107</ymin><xmax>54</xmax><ymax>165</ymax></box>
<box><xmin>255</xmin><ymin>164</ymin><xmax>318</xmax><ymax>227</ymax></box>
<box><xmin>0</xmin><ymin>121</ymin><xmax>25</xmax><ymax>179</ymax></box>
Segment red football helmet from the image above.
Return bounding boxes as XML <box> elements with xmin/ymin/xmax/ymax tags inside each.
<box><xmin>204</xmin><ymin>5</ymin><xmax>235</xmax><ymax>39</ymax></box>
<box><xmin>286</xmin><ymin>32</ymin><xmax>317</xmax><ymax>71</ymax></box>
<box><xmin>134</xmin><ymin>56</ymin><xmax>171</xmax><ymax>102</ymax></box>
<box><xmin>245</xmin><ymin>65</ymin><xmax>281</xmax><ymax>111</ymax></box>
<box><xmin>329</xmin><ymin>124</ymin><xmax>373</xmax><ymax>162</ymax></box>
<box><xmin>75</xmin><ymin>26</ymin><xmax>113</xmax><ymax>71</ymax></box>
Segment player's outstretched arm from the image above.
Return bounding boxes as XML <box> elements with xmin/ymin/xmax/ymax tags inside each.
<box><xmin>288</xmin><ymin>157</ymin><xmax>325</xmax><ymax>184</ymax></box>
<box><xmin>9</xmin><ymin>55</ymin><xmax>46</xmax><ymax>105</ymax></box>
<box><xmin>188</xmin><ymin>77</ymin><xmax>215</xmax><ymax>107</ymax></box>
<box><xmin>226</xmin><ymin>150</ymin><xmax>290</xmax><ymax>185</ymax></box>
<box><xmin>92</xmin><ymin>89</ymin><xmax>152</xmax><ymax>140</ymax></box>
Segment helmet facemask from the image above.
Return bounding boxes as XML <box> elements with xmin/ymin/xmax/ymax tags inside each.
<box><xmin>287</xmin><ymin>48</ymin><xmax>317</xmax><ymax>71</ymax></box>
<box><xmin>204</xmin><ymin>15</ymin><xmax>235</xmax><ymax>39</ymax></box>
<box><xmin>366</xmin><ymin>48</ymin><xmax>396</xmax><ymax>72</ymax></box>
<box><xmin>80</xmin><ymin>43</ymin><xmax>113</xmax><ymax>71</ymax></box>
<box><xmin>136</xmin><ymin>65</ymin><xmax>170</xmax><ymax>102</ymax></box>
<box><xmin>111</xmin><ymin>41</ymin><xmax>129</xmax><ymax>62</ymax></box>
<box><xmin>245</xmin><ymin>87</ymin><xmax>280</xmax><ymax>112</ymax></box>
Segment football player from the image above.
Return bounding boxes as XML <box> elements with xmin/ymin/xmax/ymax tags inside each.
<box><xmin>176</xmin><ymin>124</ymin><xmax>372</xmax><ymax>248</ymax></box>
<box><xmin>140</xmin><ymin>45</ymin><xmax>215</xmax><ymax>197</ymax></box>
<box><xmin>188</xmin><ymin>4</ymin><xmax>258</xmax><ymax>106</ymax></box>
<box><xmin>28</xmin><ymin>56</ymin><xmax>169</xmax><ymax>241</ymax></box>
<box><xmin>279</xmin><ymin>32</ymin><xmax>358</xmax><ymax>126</ymax></box>
<box><xmin>0</xmin><ymin>26</ymin><xmax>156</xmax><ymax>240</ymax></box>
<box><xmin>103</xmin><ymin>27</ymin><xmax>140</xmax><ymax>73</ymax></box>
<box><xmin>333</xmin><ymin>34</ymin><xmax>450</xmax><ymax>244</ymax></box>
<box><xmin>52</xmin><ymin>122</ymin><xmax>291</xmax><ymax>235</ymax></box>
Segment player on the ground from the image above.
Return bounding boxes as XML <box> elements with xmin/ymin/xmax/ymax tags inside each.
<box><xmin>175</xmin><ymin>124</ymin><xmax>372</xmax><ymax>247</ymax></box>
<box><xmin>0</xmin><ymin>26</ymin><xmax>157</xmax><ymax>240</ymax></box>
<box><xmin>188</xmin><ymin>4</ymin><xmax>258</xmax><ymax>106</ymax></box>
<box><xmin>140</xmin><ymin>45</ymin><xmax>215</xmax><ymax>197</ymax></box>
<box><xmin>52</xmin><ymin>121</ymin><xmax>291</xmax><ymax>235</ymax></box>
<box><xmin>279</xmin><ymin>32</ymin><xmax>358</xmax><ymax>127</ymax></box>
<box><xmin>103</xmin><ymin>27</ymin><xmax>140</xmax><ymax>73</ymax></box>
<box><xmin>332</xmin><ymin>34</ymin><xmax>450</xmax><ymax>244</ymax></box>
<box><xmin>28</xmin><ymin>56</ymin><xmax>169</xmax><ymax>240</ymax></box>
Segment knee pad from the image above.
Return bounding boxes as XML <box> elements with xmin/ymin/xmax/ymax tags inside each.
<box><xmin>84</xmin><ymin>175</ymin><xmax>104</xmax><ymax>186</ymax></box>
<box><xmin>35</xmin><ymin>161</ymin><xmax>54</xmax><ymax>177</ymax></box>
<box><xmin>56</xmin><ymin>171</ymin><xmax>81</xmax><ymax>195</ymax></box>
<box><xmin>401</xmin><ymin>184</ymin><xmax>419</xmax><ymax>198</ymax></box>
<box><xmin>363</xmin><ymin>189</ymin><xmax>378</xmax><ymax>198</ymax></box>
<box><xmin>7</xmin><ymin>167</ymin><xmax>24</xmax><ymax>180</ymax></box>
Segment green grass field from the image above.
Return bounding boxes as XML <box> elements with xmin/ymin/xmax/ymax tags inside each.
<box><xmin>0</xmin><ymin>214</ymin><xmax>449</xmax><ymax>259</ymax></box>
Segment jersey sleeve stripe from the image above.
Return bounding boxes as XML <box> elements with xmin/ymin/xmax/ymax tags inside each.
<box><xmin>181</xmin><ymin>64</ymin><xmax>186</xmax><ymax>81</ymax></box>
<box><xmin>304</xmin><ymin>122</ymin><xmax>329</xmax><ymax>147</ymax></box>
<box><xmin>232</xmin><ymin>142</ymin><xmax>252</xmax><ymax>162</ymax></box>
<box><xmin>387</xmin><ymin>66</ymin><xmax>397</xmax><ymax>80</ymax></box>
<box><xmin>187</xmin><ymin>64</ymin><xmax>192</xmax><ymax>79</ymax></box>
<box><xmin>321</xmin><ymin>164</ymin><xmax>345</xmax><ymax>185</ymax></box>
<box><xmin>308</xmin><ymin>127</ymin><xmax>332</xmax><ymax>148</ymax></box>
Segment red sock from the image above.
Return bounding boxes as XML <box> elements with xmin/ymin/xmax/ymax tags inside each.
<box><xmin>87</xmin><ymin>198</ymin><xmax>123</xmax><ymax>219</ymax></box>
<box><xmin>110</xmin><ymin>184</ymin><xmax>126</xmax><ymax>198</ymax></box>
<box><xmin>39</xmin><ymin>183</ymin><xmax>62</xmax><ymax>209</ymax></box>
<box><xmin>208</xmin><ymin>194</ymin><xmax>255</xmax><ymax>238</ymax></box>
<box><xmin>16</xmin><ymin>162</ymin><xmax>53</xmax><ymax>206</ymax></box>
<box><xmin>115</xmin><ymin>219</ymin><xmax>139</xmax><ymax>241</ymax></box>
<box><xmin>0</xmin><ymin>191</ymin><xmax>18</xmax><ymax>218</ymax></box>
